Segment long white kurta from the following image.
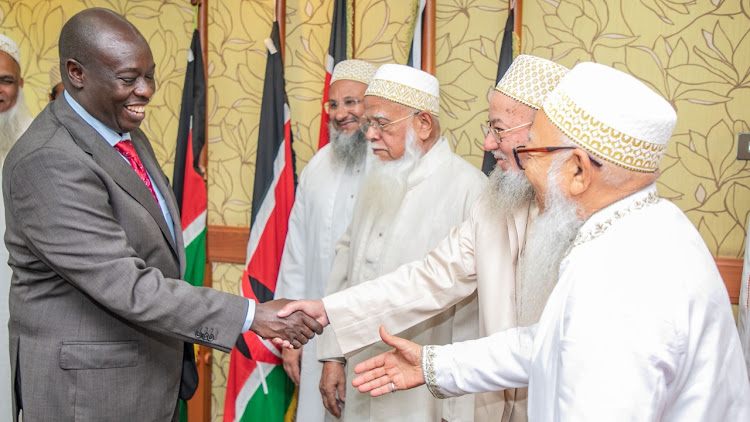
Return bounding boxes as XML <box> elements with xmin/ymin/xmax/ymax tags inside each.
<box><xmin>275</xmin><ymin>143</ymin><xmax>368</xmax><ymax>422</ymax></box>
<box><xmin>424</xmin><ymin>185</ymin><xmax>750</xmax><ymax>421</ymax></box>
<box><xmin>738</xmin><ymin>215</ymin><xmax>750</xmax><ymax>380</ymax></box>
<box><xmin>323</xmin><ymin>196</ymin><xmax>537</xmax><ymax>422</ymax></box>
<box><xmin>318</xmin><ymin>138</ymin><xmax>487</xmax><ymax>421</ymax></box>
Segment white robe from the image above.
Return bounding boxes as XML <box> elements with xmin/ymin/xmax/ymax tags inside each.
<box><xmin>318</xmin><ymin>138</ymin><xmax>487</xmax><ymax>421</ymax></box>
<box><xmin>275</xmin><ymin>143</ymin><xmax>368</xmax><ymax>422</ymax></box>
<box><xmin>737</xmin><ymin>215</ymin><xmax>750</xmax><ymax>380</ymax></box>
<box><xmin>425</xmin><ymin>185</ymin><xmax>750</xmax><ymax>421</ymax></box>
<box><xmin>323</xmin><ymin>196</ymin><xmax>537</xmax><ymax>422</ymax></box>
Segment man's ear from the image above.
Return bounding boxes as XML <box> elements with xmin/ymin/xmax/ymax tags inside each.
<box><xmin>66</xmin><ymin>59</ymin><xmax>85</xmax><ymax>89</ymax></box>
<box><xmin>414</xmin><ymin>111</ymin><xmax>433</xmax><ymax>141</ymax></box>
<box><xmin>568</xmin><ymin>148</ymin><xmax>594</xmax><ymax>197</ymax></box>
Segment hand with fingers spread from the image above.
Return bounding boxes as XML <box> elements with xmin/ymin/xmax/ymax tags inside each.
<box><xmin>274</xmin><ymin>299</ymin><xmax>329</xmax><ymax>348</ymax></box>
<box><xmin>319</xmin><ymin>361</ymin><xmax>347</xmax><ymax>418</ymax></box>
<box><xmin>250</xmin><ymin>299</ymin><xmax>323</xmax><ymax>348</ymax></box>
<box><xmin>282</xmin><ymin>347</ymin><xmax>303</xmax><ymax>385</ymax></box>
<box><xmin>351</xmin><ymin>326</ymin><xmax>425</xmax><ymax>397</ymax></box>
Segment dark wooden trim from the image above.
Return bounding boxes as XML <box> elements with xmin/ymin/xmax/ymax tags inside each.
<box><xmin>717</xmin><ymin>257</ymin><xmax>743</xmax><ymax>305</ymax></box>
<box><xmin>205</xmin><ymin>226</ymin><xmax>744</xmax><ymax>305</ymax></box>
<box><xmin>207</xmin><ymin>225</ymin><xmax>249</xmax><ymax>264</ymax></box>
<box><xmin>422</xmin><ymin>0</ymin><xmax>436</xmax><ymax>75</ymax></box>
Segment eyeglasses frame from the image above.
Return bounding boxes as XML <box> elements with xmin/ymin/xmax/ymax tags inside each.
<box><xmin>481</xmin><ymin>120</ymin><xmax>533</xmax><ymax>143</ymax></box>
<box><xmin>360</xmin><ymin>110</ymin><xmax>421</xmax><ymax>134</ymax></box>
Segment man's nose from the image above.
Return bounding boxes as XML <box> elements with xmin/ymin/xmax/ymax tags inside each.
<box><xmin>483</xmin><ymin>132</ymin><xmax>499</xmax><ymax>152</ymax></box>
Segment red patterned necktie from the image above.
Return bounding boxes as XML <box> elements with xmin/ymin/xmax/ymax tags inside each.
<box><xmin>114</xmin><ymin>139</ymin><xmax>159</xmax><ymax>203</ymax></box>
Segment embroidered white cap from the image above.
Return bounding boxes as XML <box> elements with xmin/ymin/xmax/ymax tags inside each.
<box><xmin>495</xmin><ymin>55</ymin><xmax>569</xmax><ymax>110</ymax></box>
<box><xmin>330</xmin><ymin>59</ymin><xmax>378</xmax><ymax>85</ymax></box>
<box><xmin>0</xmin><ymin>34</ymin><xmax>21</xmax><ymax>65</ymax></box>
<box><xmin>543</xmin><ymin>62</ymin><xmax>677</xmax><ymax>173</ymax></box>
<box><xmin>365</xmin><ymin>64</ymin><xmax>440</xmax><ymax>115</ymax></box>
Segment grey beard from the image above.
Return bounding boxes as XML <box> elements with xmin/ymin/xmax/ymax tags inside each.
<box><xmin>0</xmin><ymin>89</ymin><xmax>32</xmax><ymax>165</ymax></box>
<box><xmin>355</xmin><ymin>126</ymin><xmax>422</xmax><ymax>229</ymax></box>
<box><xmin>330</xmin><ymin>123</ymin><xmax>367</xmax><ymax>171</ymax></box>
<box><xmin>483</xmin><ymin>166</ymin><xmax>536</xmax><ymax>218</ymax></box>
<box><xmin>516</xmin><ymin>166</ymin><xmax>584</xmax><ymax>327</ymax></box>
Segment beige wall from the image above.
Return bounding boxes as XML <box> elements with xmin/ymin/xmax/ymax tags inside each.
<box><xmin>2</xmin><ymin>0</ymin><xmax>748</xmax><ymax>420</ymax></box>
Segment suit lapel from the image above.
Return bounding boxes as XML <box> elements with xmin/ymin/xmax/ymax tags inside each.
<box><xmin>53</xmin><ymin>99</ymin><xmax>180</xmax><ymax>262</ymax></box>
<box><xmin>131</xmin><ymin>130</ymin><xmax>186</xmax><ymax>274</ymax></box>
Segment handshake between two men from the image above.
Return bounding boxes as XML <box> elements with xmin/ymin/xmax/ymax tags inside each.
<box><xmin>250</xmin><ymin>299</ymin><xmax>327</xmax><ymax>349</ymax></box>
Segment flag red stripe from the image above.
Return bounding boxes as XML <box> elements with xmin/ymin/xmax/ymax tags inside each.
<box><xmin>317</xmin><ymin>71</ymin><xmax>332</xmax><ymax>150</ymax></box>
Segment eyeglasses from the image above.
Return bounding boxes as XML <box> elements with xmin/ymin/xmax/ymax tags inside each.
<box><xmin>512</xmin><ymin>145</ymin><xmax>603</xmax><ymax>171</ymax></box>
<box><xmin>480</xmin><ymin>121</ymin><xmax>532</xmax><ymax>142</ymax></box>
<box><xmin>324</xmin><ymin>98</ymin><xmax>362</xmax><ymax>113</ymax></box>
<box><xmin>360</xmin><ymin>111</ymin><xmax>420</xmax><ymax>134</ymax></box>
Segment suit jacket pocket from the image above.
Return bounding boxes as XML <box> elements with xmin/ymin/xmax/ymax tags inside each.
<box><xmin>59</xmin><ymin>341</ymin><xmax>138</xmax><ymax>369</ymax></box>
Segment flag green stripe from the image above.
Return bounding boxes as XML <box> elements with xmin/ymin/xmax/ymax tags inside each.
<box><xmin>184</xmin><ymin>228</ymin><xmax>206</xmax><ymax>287</ymax></box>
<box><xmin>238</xmin><ymin>365</ymin><xmax>295</xmax><ymax>422</ymax></box>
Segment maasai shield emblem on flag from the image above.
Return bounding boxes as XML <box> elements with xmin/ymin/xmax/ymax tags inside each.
<box><xmin>173</xmin><ymin>29</ymin><xmax>207</xmax><ymax>421</ymax></box>
<box><xmin>224</xmin><ymin>22</ymin><xmax>297</xmax><ymax>422</ymax></box>
<box><xmin>481</xmin><ymin>5</ymin><xmax>517</xmax><ymax>175</ymax></box>
<box><xmin>316</xmin><ymin>0</ymin><xmax>348</xmax><ymax>150</ymax></box>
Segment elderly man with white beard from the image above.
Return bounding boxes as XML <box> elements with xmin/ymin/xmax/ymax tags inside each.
<box><xmin>274</xmin><ymin>59</ymin><xmax>377</xmax><ymax>422</ymax></box>
<box><xmin>350</xmin><ymin>62</ymin><xmax>750</xmax><ymax>421</ymax></box>
<box><xmin>312</xmin><ymin>63</ymin><xmax>487</xmax><ymax>421</ymax></box>
<box><xmin>278</xmin><ymin>55</ymin><xmax>568</xmax><ymax>422</ymax></box>
<box><xmin>0</xmin><ymin>34</ymin><xmax>32</xmax><ymax>422</ymax></box>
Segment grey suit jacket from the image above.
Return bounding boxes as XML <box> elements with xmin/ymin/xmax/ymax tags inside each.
<box><xmin>3</xmin><ymin>98</ymin><xmax>248</xmax><ymax>421</ymax></box>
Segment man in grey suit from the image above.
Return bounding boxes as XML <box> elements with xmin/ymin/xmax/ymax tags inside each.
<box><xmin>2</xmin><ymin>8</ymin><xmax>321</xmax><ymax>421</ymax></box>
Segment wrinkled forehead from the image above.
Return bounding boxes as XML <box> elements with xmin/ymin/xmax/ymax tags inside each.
<box><xmin>363</xmin><ymin>95</ymin><xmax>411</xmax><ymax>119</ymax></box>
<box><xmin>0</xmin><ymin>51</ymin><xmax>21</xmax><ymax>78</ymax></box>
<box><xmin>329</xmin><ymin>79</ymin><xmax>368</xmax><ymax>99</ymax></box>
<box><xmin>489</xmin><ymin>90</ymin><xmax>535</xmax><ymax>123</ymax></box>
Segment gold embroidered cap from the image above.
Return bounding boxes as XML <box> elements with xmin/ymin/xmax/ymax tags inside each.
<box><xmin>495</xmin><ymin>55</ymin><xmax>569</xmax><ymax>110</ymax></box>
<box><xmin>365</xmin><ymin>64</ymin><xmax>440</xmax><ymax>115</ymax></box>
<box><xmin>0</xmin><ymin>34</ymin><xmax>21</xmax><ymax>65</ymax></box>
<box><xmin>330</xmin><ymin>60</ymin><xmax>378</xmax><ymax>85</ymax></box>
<box><xmin>542</xmin><ymin>62</ymin><xmax>676</xmax><ymax>173</ymax></box>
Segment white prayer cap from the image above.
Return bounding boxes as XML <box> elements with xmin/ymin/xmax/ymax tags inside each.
<box><xmin>330</xmin><ymin>60</ymin><xmax>377</xmax><ymax>85</ymax></box>
<box><xmin>495</xmin><ymin>55</ymin><xmax>568</xmax><ymax>110</ymax></box>
<box><xmin>543</xmin><ymin>62</ymin><xmax>677</xmax><ymax>173</ymax></box>
<box><xmin>0</xmin><ymin>34</ymin><xmax>21</xmax><ymax>65</ymax></box>
<box><xmin>365</xmin><ymin>64</ymin><xmax>440</xmax><ymax>115</ymax></box>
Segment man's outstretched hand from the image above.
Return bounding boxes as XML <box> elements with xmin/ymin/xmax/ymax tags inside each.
<box><xmin>351</xmin><ymin>326</ymin><xmax>426</xmax><ymax>396</ymax></box>
<box><xmin>250</xmin><ymin>299</ymin><xmax>323</xmax><ymax>348</ymax></box>
<box><xmin>273</xmin><ymin>299</ymin><xmax>329</xmax><ymax>348</ymax></box>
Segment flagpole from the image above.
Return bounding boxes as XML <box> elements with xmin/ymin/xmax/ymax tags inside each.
<box><xmin>188</xmin><ymin>2</ymin><xmax>212</xmax><ymax>422</ymax></box>
<box><xmin>276</xmin><ymin>0</ymin><xmax>286</xmax><ymax>60</ymax></box>
<box><xmin>422</xmin><ymin>0</ymin><xmax>436</xmax><ymax>75</ymax></box>
<box><xmin>513</xmin><ymin>0</ymin><xmax>522</xmax><ymax>50</ymax></box>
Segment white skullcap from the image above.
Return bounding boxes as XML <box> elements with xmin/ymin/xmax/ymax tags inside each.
<box><xmin>543</xmin><ymin>62</ymin><xmax>677</xmax><ymax>173</ymax></box>
<box><xmin>365</xmin><ymin>64</ymin><xmax>440</xmax><ymax>115</ymax></box>
<box><xmin>49</xmin><ymin>65</ymin><xmax>62</xmax><ymax>88</ymax></box>
<box><xmin>331</xmin><ymin>60</ymin><xmax>377</xmax><ymax>85</ymax></box>
<box><xmin>0</xmin><ymin>34</ymin><xmax>21</xmax><ymax>65</ymax></box>
<box><xmin>495</xmin><ymin>55</ymin><xmax>569</xmax><ymax>110</ymax></box>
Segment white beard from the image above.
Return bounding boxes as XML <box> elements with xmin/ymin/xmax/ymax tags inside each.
<box><xmin>516</xmin><ymin>163</ymin><xmax>584</xmax><ymax>327</ymax></box>
<box><xmin>329</xmin><ymin>123</ymin><xmax>367</xmax><ymax>171</ymax></box>
<box><xmin>483</xmin><ymin>166</ymin><xmax>536</xmax><ymax>219</ymax></box>
<box><xmin>0</xmin><ymin>89</ymin><xmax>32</xmax><ymax>165</ymax></box>
<box><xmin>356</xmin><ymin>126</ymin><xmax>423</xmax><ymax>229</ymax></box>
